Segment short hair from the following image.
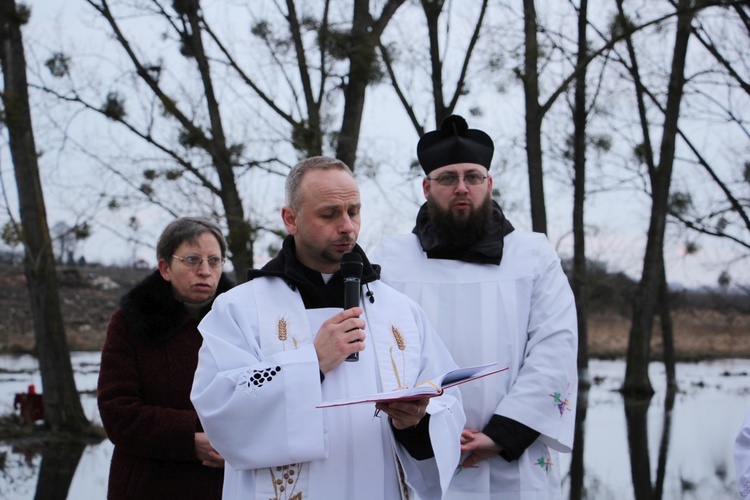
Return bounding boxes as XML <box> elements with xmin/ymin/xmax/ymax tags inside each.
<box><xmin>285</xmin><ymin>156</ymin><xmax>353</xmax><ymax>211</ymax></box>
<box><xmin>156</xmin><ymin>217</ymin><xmax>228</xmax><ymax>262</ymax></box>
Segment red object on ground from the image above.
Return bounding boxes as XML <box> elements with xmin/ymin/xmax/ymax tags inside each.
<box><xmin>13</xmin><ymin>384</ymin><xmax>45</xmax><ymax>423</ymax></box>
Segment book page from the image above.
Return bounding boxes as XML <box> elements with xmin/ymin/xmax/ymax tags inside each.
<box><xmin>317</xmin><ymin>362</ymin><xmax>507</xmax><ymax>408</ymax></box>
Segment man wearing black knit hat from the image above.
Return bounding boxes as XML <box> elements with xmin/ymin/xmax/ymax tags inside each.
<box><xmin>371</xmin><ymin>115</ymin><xmax>578</xmax><ymax>499</ymax></box>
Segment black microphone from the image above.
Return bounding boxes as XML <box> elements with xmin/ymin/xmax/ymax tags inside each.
<box><xmin>341</xmin><ymin>252</ymin><xmax>363</xmax><ymax>362</ymax></box>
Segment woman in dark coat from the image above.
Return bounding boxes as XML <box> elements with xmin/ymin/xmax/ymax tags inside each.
<box><xmin>97</xmin><ymin>217</ymin><xmax>233</xmax><ymax>499</ymax></box>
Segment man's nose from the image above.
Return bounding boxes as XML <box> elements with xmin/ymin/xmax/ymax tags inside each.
<box><xmin>455</xmin><ymin>177</ymin><xmax>470</xmax><ymax>192</ymax></box>
<box><xmin>340</xmin><ymin>214</ymin><xmax>355</xmax><ymax>233</ymax></box>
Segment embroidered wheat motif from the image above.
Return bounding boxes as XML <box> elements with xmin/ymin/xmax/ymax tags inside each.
<box><xmin>277</xmin><ymin>317</ymin><xmax>288</xmax><ymax>341</ymax></box>
<box><xmin>390</xmin><ymin>324</ymin><xmax>407</xmax><ymax>389</ymax></box>
<box><xmin>277</xmin><ymin>316</ymin><xmax>296</xmax><ymax>351</ymax></box>
<box><xmin>391</xmin><ymin>324</ymin><xmax>406</xmax><ymax>351</ymax></box>
<box><xmin>390</xmin><ymin>347</ymin><xmax>403</xmax><ymax>389</ymax></box>
<box><xmin>269</xmin><ymin>463</ymin><xmax>303</xmax><ymax>499</ymax></box>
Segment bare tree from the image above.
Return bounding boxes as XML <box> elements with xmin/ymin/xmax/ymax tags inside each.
<box><xmin>519</xmin><ymin>1</ymin><xmax>654</xmax><ymax>235</ymax></box>
<box><xmin>618</xmin><ymin>0</ymin><xmax>695</xmax><ymax>397</ymax></box>
<box><xmin>379</xmin><ymin>0</ymin><xmax>490</xmax><ymax>135</ymax></box>
<box><xmin>75</xmin><ymin>0</ymin><xmax>256</xmax><ymax>282</ymax></box>
<box><xmin>569</xmin><ymin>3</ymin><xmax>590</xmax><ymax>497</ymax></box>
<box><xmin>0</xmin><ymin>0</ymin><xmax>88</xmax><ymax>432</ymax></box>
<box><xmin>570</xmin><ymin>0</ymin><xmax>590</xmax><ymax>382</ymax></box>
<box><xmin>27</xmin><ymin>0</ymin><xmax>750</xmax><ymax>299</ymax></box>
<box><xmin>517</xmin><ymin>2</ymin><xmax>689</xmax><ymax>240</ymax></box>
<box><xmin>521</xmin><ymin>0</ymin><xmax>548</xmax><ymax>233</ymax></box>
<box><xmin>335</xmin><ymin>0</ymin><xmax>407</xmax><ymax>167</ymax></box>
<box><xmin>39</xmin><ymin>1</ymin><xmax>407</xmax><ymax>280</ymax></box>
<box><xmin>667</xmin><ymin>2</ymin><xmax>750</xmax><ymax>286</ymax></box>
<box><xmin>577</xmin><ymin>0</ymin><xmax>749</xmax><ymax>393</ymax></box>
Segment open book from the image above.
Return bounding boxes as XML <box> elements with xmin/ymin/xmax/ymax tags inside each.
<box><xmin>317</xmin><ymin>362</ymin><xmax>508</xmax><ymax>408</ymax></box>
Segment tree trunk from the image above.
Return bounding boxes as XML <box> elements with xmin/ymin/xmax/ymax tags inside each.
<box><xmin>569</xmin><ymin>384</ymin><xmax>588</xmax><ymax>500</ymax></box>
<box><xmin>522</xmin><ymin>0</ymin><xmax>547</xmax><ymax>234</ymax></box>
<box><xmin>623</xmin><ymin>0</ymin><xmax>694</xmax><ymax>396</ymax></box>
<box><xmin>624</xmin><ymin>396</ymin><xmax>653</xmax><ymax>499</ymax></box>
<box><xmin>659</xmin><ymin>259</ymin><xmax>677</xmax><ymax>389</ymax></box>
<box><xmin>34</xmin><ymin>440</ymin><xmax>87</xmax><ymax>500</ymax></box>
<box><xmin>182</xmin><ymin>0</ymin><xmax>252</xmax><ymax>281</ymax></box>
<box><xmin>572</xmin><ymin>0</ymin><xmax>589</xmax><ymax>385</ymax></box>
<box><xmin>336</xmin><ymin>0</ymin><xmax>373</xmax><ymax>170</ymax></box>
<box><xmin>422</xmin><ymin>0</ymin><xmax>447</xmax><ymax>124</ymax></box>
<box><xmin>387</xmin><ymin>0</ymin><xmax>486</xmax><ymax>134</ymax></box>
<box><xmin>653</xmin><ymin>386</ymin><xmax>677</xmax><ymax>499</ymax></box>
<box><xmin>285</xmin><ymin>0</ymin><xmax>323</xmax><ymax>157</ymax></box>
<box><xmin>569</xmin><ymin>5</ymin><xmax>589</xmax><ymax>500</ymax></box>
<box><xmin>337</xmin><ymin>0</ymin><xmax>406</xmax><ymax>169</ymax></box>
<box><xmin>0</xmin><ymin>0</ymin><xmax>88</xmax><ymax>432</ymax></box>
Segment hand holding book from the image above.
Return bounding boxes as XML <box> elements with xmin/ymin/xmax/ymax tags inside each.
<box><xmin>317</xmin><ymin>362</ymin><xmax>508</xmax><ymax>408</ymax></box>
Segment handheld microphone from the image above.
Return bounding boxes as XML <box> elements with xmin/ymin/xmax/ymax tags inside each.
<box><xmin>341</xmin><ymin>252</ymin><xmax>363</xmax><ymax>362</ymax></box>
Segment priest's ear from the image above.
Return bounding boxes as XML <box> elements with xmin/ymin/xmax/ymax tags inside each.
<box><xmin>422</xmin><ymin>176</ymin><xmax>432</xmax><ymax>198</ymax></box>
<box><xmin>281</xmin><ymin>205</ymin><xmax>299</xmax><ymax>235</ymax></box>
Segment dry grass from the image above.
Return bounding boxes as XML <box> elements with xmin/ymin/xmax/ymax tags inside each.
<box><xmin>1</xmin><ymin>265</ymin><xmax>748</xmax><ymax>361</ymax></box>
<box><xmin>6</xmin><ymin>308</ymin><xmax>749</xmax><ymax>361</ymax></box>
<box><xmin>587</xmin><ymin>309</ymin><xmax>750</xmax><ymax>361</ymax></box>
<box><xmin>0</xmin><ymin>265</ymin><xmax>145</xmax><ymax>354</ymax></box>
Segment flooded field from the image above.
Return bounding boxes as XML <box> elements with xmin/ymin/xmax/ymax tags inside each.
<box><xmin>1</xmin><ymin>353</ymin><xmax>748</xmax><ymax>499</ymax></box>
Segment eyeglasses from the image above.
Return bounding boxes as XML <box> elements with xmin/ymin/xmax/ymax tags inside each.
<box><xmin>426</xmin><ymin>172</ymin><xmax>487</xmax><ymax>186</ymax></box>
<box><xmin>172</xmin><ymin>254</ymin><xmax>225</xmax><ymax>269</ymax></box>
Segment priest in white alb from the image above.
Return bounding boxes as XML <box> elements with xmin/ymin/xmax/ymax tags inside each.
<box><xmin>191</xmin><ymin>156</ymin><xmax>466</xmax><ymax>499</ymax></box>
<box><xmin>371</xmin><ymin>115</ymin><xmax>578</xmax><ymax>499</ymax></box>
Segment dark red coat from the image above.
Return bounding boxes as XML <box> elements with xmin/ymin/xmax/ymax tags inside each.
<box><xmin>97</xmin><ymin>271</ymin><xmax>232</xmax><ymax>499</ymax></box>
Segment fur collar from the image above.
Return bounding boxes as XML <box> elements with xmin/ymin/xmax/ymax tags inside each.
<box><xmin>119</xmin><ymin>270</ymin><xmax>234</xmax><ymax>343</ymax></box>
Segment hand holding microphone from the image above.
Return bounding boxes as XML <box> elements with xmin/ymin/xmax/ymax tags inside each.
<box><xmin>312</xmin><ymin>253</ymin><xmax>365</xmax><ymax>371</ymax></box>
<box><xmin>341</xmin><ymin>252</ymin><xmax>363</xmax><ymax>362</ymax></box>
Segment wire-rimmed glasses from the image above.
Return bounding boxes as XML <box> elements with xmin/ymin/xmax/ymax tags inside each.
<box><xmin>426</xmin><ymin>172</ymin><xmax>487</xmax><ymax>186</ymax></box>
<box><xmin>172</xmin><ymin>254</ymin><xmax>225</xmax><ymax>269</ymax></box>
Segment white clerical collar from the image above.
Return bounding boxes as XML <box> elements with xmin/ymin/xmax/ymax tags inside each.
<box><xmin>320</xmin><ymin>272</ymin><xmax>333</xmax><ymax>284</ymax></box>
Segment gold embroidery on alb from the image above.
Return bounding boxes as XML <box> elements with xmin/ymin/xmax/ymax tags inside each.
<box><xmin>269</xmin><ymin>463</ymin><xmax>303</xmax><ymax>500</ymax></box>
<box><xmin>390</xmin><ymin>324</ymin><xmax>408</xmax><ymax>389</ymax></box>
<box><xmin>277</xmin><ymin>316</ymin><xmax>297</xmax><ymax>351</ymax></box>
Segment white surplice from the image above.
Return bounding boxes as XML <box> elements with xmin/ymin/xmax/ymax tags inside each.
<box><xmin>371</xmin><ymin>231</ymin><xmax>578</xmax><ymax>499</ymax></box>
<box><xmin>190</xmin><ymin>277</ymin><xmax>465</xmax><ymax>500</ymax></box>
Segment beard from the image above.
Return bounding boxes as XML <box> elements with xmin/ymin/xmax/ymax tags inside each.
<box><xmin>427</xmin><ymin>192</ymin><xmax>493</xmax><ymax>249</ymax></box>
